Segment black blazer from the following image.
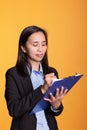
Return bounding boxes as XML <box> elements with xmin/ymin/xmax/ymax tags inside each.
<box><xmin>5</xmin><ymin>66</ymin><xmax>63</xmax><ymax>130</ymax></box>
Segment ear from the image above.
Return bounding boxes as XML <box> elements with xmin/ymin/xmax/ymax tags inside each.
<box><xmin>21</xmin><ymin>45</ymin><xmax>27</xmax><ymax>53</ymax></box>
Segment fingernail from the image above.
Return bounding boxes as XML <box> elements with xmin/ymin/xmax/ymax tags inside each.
<box><xmin>50</xmin><ymin>92</ymin><xmax>52</xmax><ymax>95</ymax></box>
<box><xmin>56</xmin><ymin>88</ymin><xmax>59</xmax><ymax>91</ymax></box>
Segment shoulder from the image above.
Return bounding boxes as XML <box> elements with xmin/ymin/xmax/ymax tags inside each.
<box><xmin>6</xmin><ymin>66</ymin><xmax>16</xmax><ymax>74</ymax></box>
<box><xmin>6</xmin><ymin>66</ymin><xmax>29</xmax><ymax>78</ymax></box>
<box><xmin>5</xmin><ymin>66</ymin><xmax>19</xmax><ymax>78</ymax></box>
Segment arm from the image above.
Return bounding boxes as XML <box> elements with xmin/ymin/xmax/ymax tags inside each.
<box><xmin>5</xmin><ymin>69</ymin><xmax>44</xmax><ymax>118</ymax></box>
<box><xmin>43</xmin><ymin>67</ymin><xmax>66</xmax><ymax>116</ymax></box>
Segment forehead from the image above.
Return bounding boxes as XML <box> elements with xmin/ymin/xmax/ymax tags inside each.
<box><xmin>28</xmin><ymin>31</ymin><xmax>46</xmax><ymax>41</ymax></box>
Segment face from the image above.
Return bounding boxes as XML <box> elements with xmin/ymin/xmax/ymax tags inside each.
<box><xmin>21</xmin><ymin>31</ymin><xmax>47</xmax><ymax>65</ymax></box>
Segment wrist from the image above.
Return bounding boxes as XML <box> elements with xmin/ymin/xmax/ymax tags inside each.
<box><xmin>41</xmin><ymin>87</ymin><xmax>46</xmax><ymax>94</ymax></box>
<box><xmin>52</xmin><ymin>102</ymin><xmax>61</xmax><ymax>110</ymax></box>
<box><xmin>41</xmin><ymin>84</ymin><xmax>48</xmax><ymax>94</ymax></box>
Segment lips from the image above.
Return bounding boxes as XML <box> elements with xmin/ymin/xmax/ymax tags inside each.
<box><xmin>36</xmin><ymin>54</ymin><xmax>43</xmax><ymax>58</ymax></box>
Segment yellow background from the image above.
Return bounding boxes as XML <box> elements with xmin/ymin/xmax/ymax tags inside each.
<box><xmin>0</xmin><ymin>0</ymin><xmax>87</xmax><ymax>130</ymax></box>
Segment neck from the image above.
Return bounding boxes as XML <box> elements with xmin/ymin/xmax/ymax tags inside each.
<box><xmin>28</xmin><ymin>60</ymin><xmax>40</xmax><ymax>71</ymax></box>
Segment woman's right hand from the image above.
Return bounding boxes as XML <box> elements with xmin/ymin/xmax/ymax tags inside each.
<box><xmin>41</xmin><ymin>73</ymin><xmax>57</xmax><ymax>94</ymax></box>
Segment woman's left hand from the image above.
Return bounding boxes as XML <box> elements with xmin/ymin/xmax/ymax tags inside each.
<box><xmin>44</xmin><ymin>86</ymin><xmax>68</xmax><ymax>109</ymax></box>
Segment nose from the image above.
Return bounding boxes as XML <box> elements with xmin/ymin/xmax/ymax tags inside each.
<box><xmin>37</xmin><ymin>44</ymin><xmax>42</xmax><ymax>52</ymax></box>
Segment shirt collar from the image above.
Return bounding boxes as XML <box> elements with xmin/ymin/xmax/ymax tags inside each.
<box><xmin>26</xmin><ymin>63</ymin><xmax>43</xmax><ymax>74</ymax></box>
<box><xmin>32</xmin><ymin>63</ymin><xmax>43</xmax><ymax>74</ymax></box>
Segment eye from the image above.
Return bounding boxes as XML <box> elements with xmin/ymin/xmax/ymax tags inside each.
<box><xmin>32</xmin><ymin>42</ymin><xmax>38</xmax><ymax>47</ymax></box>
<box><xmin>33</xmin><ymin>44</ymin><xmax>38</xmax><ymax>47</ymax></box>
<box><xmin>42</xmin><ymin>42</ymin><xmax>46</xmax><ymax>46</ymax></box>
<box><xmin>42</xmin><ymin>44</ymin><xmax>46</xmax><ymax>46</ymax></box>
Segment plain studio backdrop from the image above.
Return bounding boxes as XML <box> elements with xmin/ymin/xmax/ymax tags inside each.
<box><xmin>0</xmin><ymin>0</ymin><xmax>87</xmax><ymax>130</ymax></box>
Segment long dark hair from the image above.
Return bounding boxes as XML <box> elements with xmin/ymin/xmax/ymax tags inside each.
<box><xmin>16</xmin><ymin>25</ymin><xmax>49</xmax><ymax>76</ymax></box>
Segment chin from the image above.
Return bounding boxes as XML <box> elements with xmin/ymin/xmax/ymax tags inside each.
<box><xmin>35</xmin><ymin>58</ymin><xmax>43</xmax><ymax>62</ymax></box>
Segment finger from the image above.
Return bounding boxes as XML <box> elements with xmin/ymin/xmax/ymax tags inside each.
<box><xmin>45</xmin><ymin>73</ymin><xmax>55</xmax><ymax>78</ymax></box>
<box><xmin>44</xmin><ymin>97</ymin><xmax>51</xmax><ymax>103</ymax></box>
<box><xmin>52</xmin><ymin>75</ymin><xmax>57</xmax><ymax>81</ymax></box>
<box><xmin>59</xmin><ymin>89</ymin><xmax>68</xmax><ymax>99</ymax></box>
<box><xmin>53</xmin><ymin>75</ymin><xmax>57</xmax><ymax>79</ymax></box>
<box><xmin>64</xmin><ymin>89</ymin><xmax>68</xmax><ymax>95</ymax></box>
<box><xmin>60</xmin><ymin>86</ymin><xmax>64</xmax><ymax>95</ymax></box>
<box><xmin>49</xmin><ymin>92</ymin><xmax>55</xmax><ymax>101</ymax></box>
<box><xmin>50</xmin><ymin>73</ymin><xmax>55</xmax><ymax>77</ymax></box>
<box><xmin>55</xmin><ymin>88</ymin><xmax>60</xmax><ymax>97</ymax></box>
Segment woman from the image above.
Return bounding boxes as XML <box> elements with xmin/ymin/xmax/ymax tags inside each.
<box><xmin>5</xmin><ymin>26</ymin><xmax>68</xmax><ymax>130</ymax></box>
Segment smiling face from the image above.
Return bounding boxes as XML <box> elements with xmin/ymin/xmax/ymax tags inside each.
<box><xmin>21</xmin><ymin>31</ymin><xmax>47</xmax><ymax>68</ymax></box>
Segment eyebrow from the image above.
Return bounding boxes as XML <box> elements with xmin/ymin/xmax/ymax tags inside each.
<box><xmin>33</xmin><ymin>41</ymin><xmax>46</xmax><ymax>43</ymax></box>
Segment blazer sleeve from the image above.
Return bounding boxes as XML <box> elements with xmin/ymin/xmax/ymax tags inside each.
<box><xmin>45</xmin><ymin>103</ymin><xmax>63</xmax><ymax>116</ymax></box>
<box><xmin>5</xmin><ymin>68</ymin><xmax>44</xmax><ymax>118</ymax></box>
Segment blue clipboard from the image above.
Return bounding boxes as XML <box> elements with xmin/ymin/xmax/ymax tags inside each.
<box><xmin>30</xmin><ymin>74</ymin><xmax>83</xmax><ymax>114</ymax></box>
